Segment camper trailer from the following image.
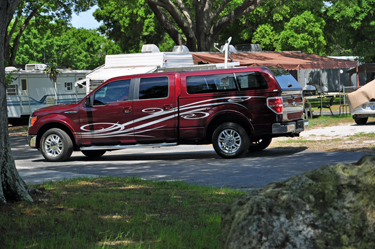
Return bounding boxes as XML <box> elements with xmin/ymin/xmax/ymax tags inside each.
<box><xmin>75</xmin><ymin>44</ymin><xmax>240</xmax><ymax>95</ymax></box>
<box><xmin>6</xmin><ymin>64</ymin><xmax>89</xmax><ymax>124</ymax></box>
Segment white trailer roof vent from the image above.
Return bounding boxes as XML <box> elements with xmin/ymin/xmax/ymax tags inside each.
<box><xmin>172</xmin><ymin>45</ymin><xmax>190</xmax><ymax>53</ymax></box>
<box><xmin>25</xmin><ymin>64</ymin><xmax>47</xmax><ymax>71</ymax></box>
<box><xmin>5</xmin><ymin>66</ymin><xmax>17</xmax><ymax>72</ymax></box>
<box><xmin>220</xmin><ymin>45</ymin><xmax>237</xmax><ymax>53</ymax></box>
<box><xmin>141</xmin><ymin>44</ymin><xmax>160</xmax><ymax>53</ymax></box>
<box><xmin>235</xmin><ymin>44</ymin><xmax>262</xmax><ymax>52</ymax></box>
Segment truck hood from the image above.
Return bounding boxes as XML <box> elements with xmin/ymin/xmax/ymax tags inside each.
<box><xmin>33</xmin><ymin>103</ymin><xmax>79</xmax><ymax>115</ymax></box>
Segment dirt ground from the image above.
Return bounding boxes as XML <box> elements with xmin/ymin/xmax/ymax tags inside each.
<box><xmin>270</xmin><ymin>121</ymin><xmax>375</xmax><ymax>153</ymax></box>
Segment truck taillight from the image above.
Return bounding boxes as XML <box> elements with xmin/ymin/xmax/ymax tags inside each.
<box><xmin>267</xmin><ymin>97</ymin><xmax>283</xmax><ymax>114</ymax></box>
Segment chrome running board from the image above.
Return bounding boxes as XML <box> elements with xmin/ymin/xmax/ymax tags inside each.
<box><xmin>80</xmin><ymin>142</ymin><xmax>178</xmax><ymax>151</ymax></box>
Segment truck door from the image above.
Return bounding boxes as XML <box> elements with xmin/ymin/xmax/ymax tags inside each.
<box><xmin>132</xmin><ymin>75</ymin><xmax>177</xmax><ymax>143</ymax></box>
<box><xmin>78</xmin><ymin>79</ymin><xmax>135</xmax><ymax>145</ymax></box>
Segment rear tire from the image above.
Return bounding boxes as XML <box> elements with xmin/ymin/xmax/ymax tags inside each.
<box><xmin>81</xmin><ymin>150</ymin><xmax>106</xmax><ymax>158</ymax></box>
<box><xmin>248</xmin><ymin>136</ymin><xmax>272</xmax><ymax>152</ymax></box>
<box><xmin>40</xmin><ymin>128</ymin><xmax>73</xmax><ymax>162</ymax></box>
<box><xmin>212</xmin><ymin>122</ymin><xmax>249</xmax><ymax>159</ymax></box>
<box><xmin>354</xmin><ymin>117</ymin><xmax>368</xmax><ymax>125</ymax></box>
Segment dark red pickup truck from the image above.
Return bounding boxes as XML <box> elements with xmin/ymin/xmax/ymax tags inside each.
<box><xmin>27</xmin><ymin>67</ymin><xmax>308</xmax><ymax>161</ymax></box>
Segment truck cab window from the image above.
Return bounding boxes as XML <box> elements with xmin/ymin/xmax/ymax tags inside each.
<box><xmin>94</xmin><ymin>79</ymin><xmax>130</xmax><ymax>105</ymax></box>
<box><xmin>139</xmin><ymin>77</ymin><xmax>168</xmax><ymax>99</ymax></box>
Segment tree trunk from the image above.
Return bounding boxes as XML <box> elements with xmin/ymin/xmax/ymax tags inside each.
<box><xmin>146</xmin><ymin>0</ymin><xmax>265</xmax><ymax>52</ymax></box>
<box><xmin>0</xmin><ymin>0</ymin><xmax>36</xmax><ymax>205</ymax></box>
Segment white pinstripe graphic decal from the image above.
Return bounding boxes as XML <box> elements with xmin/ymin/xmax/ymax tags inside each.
<box><xmin>78</xmin><ymin>96</ymin><xmax>256</xmax><ymax>138</ymax></box>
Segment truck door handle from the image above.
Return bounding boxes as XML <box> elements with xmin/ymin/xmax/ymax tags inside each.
<box><xmin>164</xmin><ymin>104</ymin><xmax>173</xmax><ymax>110</ymax></box>
<box><xmin>123</xmin><ymin>107</ymin><xmax>132</xmax><ymax>114</ymax></box>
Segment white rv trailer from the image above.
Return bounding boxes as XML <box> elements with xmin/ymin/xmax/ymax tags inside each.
<box><xmin>6</xmin><ymin>64</ymin><xmax>89</xmax><ymax>123</ymax></box>
<box><xmin>75</xmin><ymin>44</ymin><xmax>240</xmax><ymax>94</ymax></box>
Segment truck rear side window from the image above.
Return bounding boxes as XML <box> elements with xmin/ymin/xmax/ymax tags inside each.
<box><xmin>139</xmin><ymin>77</ymin><xmax>169</xmax><ymax>99</ymax></box>
<box><xmin>271</xmin><ymin>69</ymin><xmax>301</xmax><ymax>90</ymax></box>
<box><xmin>186</xmin><ymin>73</ymin><xmax>237</xmax><ymax>94</ymax></box>
<box><xmin>235</xmin><ymin>72</ymin><xmax>268</xmax><ymax>90</ymax></box>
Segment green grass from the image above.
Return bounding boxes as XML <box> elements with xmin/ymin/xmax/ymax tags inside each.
<box><xmin>0</xmin><ymin>176</ymin><xmax>243</xmax><ymax>249</ymax></box>
<box><xmin>305</xmin><ymin>95</ymin><xmax>346</xmax><ymax>108</ymax></box>
<box><xmin>306</xmin><ymin>114</ymin><xmax>353</xmax><ymax>129</ymax></box>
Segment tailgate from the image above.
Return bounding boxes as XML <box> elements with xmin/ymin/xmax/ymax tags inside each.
<box><xmin>270</xmin><ymin>68</ymin><xmax>304</xmax><ymax>121</ymax></box>
<box><xmin>281</xmin><ymin>90</ymin><xmax>304</xmax><ymax>121</ymax></box>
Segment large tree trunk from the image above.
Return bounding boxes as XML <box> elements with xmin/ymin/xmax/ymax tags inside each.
<box><xmin>0</xmin><ymin>0</ymin><xmax>35</xmax><ymax>205</ymax></box>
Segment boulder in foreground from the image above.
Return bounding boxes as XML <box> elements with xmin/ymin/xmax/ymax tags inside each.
<box><xmin>222</xmin><ymin>155</ymin><xmax>375</xmax><ymax>249</ymax></box>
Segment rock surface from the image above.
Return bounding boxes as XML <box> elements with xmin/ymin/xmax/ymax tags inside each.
<box><xmin>222</xmin><ymin>155</ymin><xmax>375</xmax><ymax>249</ymax></box>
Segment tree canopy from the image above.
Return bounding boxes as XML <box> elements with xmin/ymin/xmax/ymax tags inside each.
<box><xmin>5</xmin><ymin>0</ymin><xmax>96</xmax><ymax>66</ymax></box>
<box><xmin>15</xmin><ymin>22</ymin><xmax>121</xmax><ymax>70</ymax></box>
<box><xmin>94</xmin><ymin>0</ymin><xmax>173</xmax><ymax>53</ymax></box>
<box><xmin>6</xmin><ymin>0</ymin><xmax>375</xmax><ymax>69</ymax></box>
<box><xmin>324</xmin><ymin>0</ymin><xmax>375</xmax><ymax>62</ymax></box>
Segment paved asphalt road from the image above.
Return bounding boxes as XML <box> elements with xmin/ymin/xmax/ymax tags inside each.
<box><xmin>10</xmin><ymin>135</ymin><xmax>372</xmax><ymax>189</ymax></box>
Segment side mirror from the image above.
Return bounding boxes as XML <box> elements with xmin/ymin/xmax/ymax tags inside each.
<box><xmin>85</xmin><ymin>95</ymin><xmax>94</xmax><ymax>107</ymax></box>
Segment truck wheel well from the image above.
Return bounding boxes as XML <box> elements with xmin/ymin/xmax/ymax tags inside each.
<box><xmin>206</xmin><ymin>114</ymin><xmax>252</xmax><ymax>143</ymax></box>
<box><xmin>36</xmin><ymin>123</ymin><xmax>77</xmax><ymax>150</ymax></box>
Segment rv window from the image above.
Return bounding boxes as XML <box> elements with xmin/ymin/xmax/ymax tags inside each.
<box><xmin>93</xmin><ymin>79</ymin><xmax>131</xmax><ymax>105</ymax></box>
<box><xmin>186</xmin><ymin>73</ymin><xmax>237</xmax><ymax>94</ymax></box>
<box><xmin>235</xmin><ymin>72</ymin><xmax>268</xmax><ymax>90</ymax></box>
<box><xmin>65</xmin><ymin>82</ymin><xmax>72</xmax><ymax>91</ymax></box>
<box><xmin>139</xmin><ymin>77</ymin><xmax>168</xmax><ymax>99</ymax></box>
<box><xmin>6</xmin><ymin>85</ymin><xmax>18</xmax><ymax>95</ymax></box>
<box><xmin>21</xmin><ymin>79</ymin><xmax>27</xmax><ymax>91</ymax></box>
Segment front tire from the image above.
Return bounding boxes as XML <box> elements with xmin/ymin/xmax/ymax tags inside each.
<box><xmin>248</xmin><ymin>136</ymin><xmax>272</xmax><ymax>152</ymax></box>
<box><xmin>40</xmin><ymin>128</ymin><xmax>73</xmax><ymax>162</ymax></box>
<box><xmin>212</xmin><ymin>122</ymin><xmax>249</xmax><ymax>159</ymax></box>
<box><xmin>81</xmin><ymin>150</ymin><xmax>106</xmax><ymax>158</ymax></box>
<box><xmin>354</xmin><ymin>117</ymin><xmax>368</xmax><ymax>125</ymax></box>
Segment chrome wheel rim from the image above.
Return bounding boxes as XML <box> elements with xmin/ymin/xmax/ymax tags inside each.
<box><xmin>44</xmin><ymin>134</ymin><xmax>63</xmax><ymax>158</ymax></box>
<box><xmin>218</xmin><ymin>129</ymin><xmax>241</xmax><ymax>153</ymax></box>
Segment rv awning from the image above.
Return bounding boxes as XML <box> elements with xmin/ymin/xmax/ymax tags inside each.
<box><xmin>192</xmin><ymin>52</ymin><xmax>358</xmax><ymax>70</ymax></box>
<box><xmin>86</xmin><ymin>66</ymin><xmax>157</xmax><ymax>81</ymax></box>
<box><xmin>346</xmin><ymin>64</ymin><xmax>375</xmax><ymax>77</ymax></box>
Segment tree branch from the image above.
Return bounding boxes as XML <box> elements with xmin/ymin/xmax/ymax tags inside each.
<box><xmin>175</xmin><ymin>0</ymin><xmax>195</xmax><ymax>33</ymax></box>
<box><xmin>146</xmin><ymin>2</ymin><xmax>185</xmax><ymax>46</ymax></box>
<box><xmin>9</xmin><ymin>7</ymin><xmax>39</xmax><ymax>65</ymax></box>
<box><xmin>4</xmin><ymin>9</ymin><xmax>23</xmax><ymax>64</ymax></box>
<box><xmin>211</xmin><ymin>0</ymin><xmax>231</xmax><ymax>21</ymax></box>
<box><xmin>146</xmin><ymin>0</ymin><xmax>196</xmax><ymax>41</ymax></box>
<box><xmin>211</xmin><ymin>0</ymin><xmax>264</xmax><ymax>36</ymax></box>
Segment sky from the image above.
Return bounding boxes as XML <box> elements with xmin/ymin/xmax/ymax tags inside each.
<box><xmin>70</xmin><ymin>6</ymin><xmax>101</xmax><ymax>29</ymax></box>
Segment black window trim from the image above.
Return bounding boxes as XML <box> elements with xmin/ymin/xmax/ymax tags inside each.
<box><xmin>134</xmin><ymin>76</ymin><xmax>170</xmax><ymax>101</ymax></box>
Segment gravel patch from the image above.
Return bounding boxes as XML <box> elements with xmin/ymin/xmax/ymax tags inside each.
<box><xmin>300</xmin><ymin>124</ymin><xmax>375</xmax><ymax>140</ymax></box>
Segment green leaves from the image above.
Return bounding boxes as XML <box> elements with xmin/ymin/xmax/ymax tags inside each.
<box><xmin>276</xmin><ymin>11</ymin><xmax>326</xmax><ymax>54</ymax></box>
<box><xmin>324</xmin><ymin>0</ymin><xmax>375</xmax><ymax>61</ymax></box>
<box><xmin>94</xmin><ymin>0</ymin><xmax>173</xmax><ymax>53</ymax></box>
<box><xmin>15</xmin><ymin>22</ymin><xmax>121</xmax><ymax>70</ymax></box>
